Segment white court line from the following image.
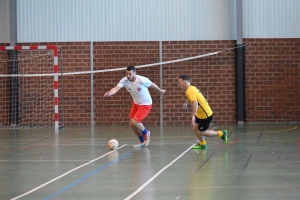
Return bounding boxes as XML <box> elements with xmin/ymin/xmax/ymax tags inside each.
<box><xmin>0</xmin><ymin>160</ymin><xmax>97</xmax><ymax>162</ymax></box>
<box><xmin>124</xmin><ymin>144</ymin><xmax>195</xmax><ymax>200</ymax></box>
<box><xmin>11</xmin><ymin>144</ymin><xmax>127</xmax><ymax>200</ymax></box>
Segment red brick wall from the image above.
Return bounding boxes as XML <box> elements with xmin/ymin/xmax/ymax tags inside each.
<box><xmin>244</xmin><ymin>38</ymin><xmax>300</xmax><ymax>122</ymax></box>
<box><xmin>160</xmin><ymin>40</ymin><xmax>236</xmax><ymax>124</ymax></box>
<box><xmin>93</xmin><ymin>41</ymin><xmax>161</xmax><ymax>125</ymax></box>
<box><xmin>93</xmin><ymin>41</ymin><xmax>236</xmax><ymax>125</ymax></box>
<box><xmin>6</xmin><ymin>39</ymin><xmax>299</xmax><ymax>126</ymax></box>
<box><xmin>0</xmin><ymin>45</ymin><xmax>9</xmax><ymax>126</ymax></box>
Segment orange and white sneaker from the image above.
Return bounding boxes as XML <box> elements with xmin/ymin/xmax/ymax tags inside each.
<box><xmin>144</xmin><ymin>130</ymin><xmax>151</xmax><ymax>146</ymax></box>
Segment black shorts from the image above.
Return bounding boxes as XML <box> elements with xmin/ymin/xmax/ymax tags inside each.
<box><xmin>195</xmin><ymin>114</ymin><xmax>213</xmax><ymax>132</ymax></box>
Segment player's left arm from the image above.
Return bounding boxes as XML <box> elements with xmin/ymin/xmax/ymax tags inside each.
<box><xmin>150</xmin><ymin>82</ymin><xmax>166</xmax><ymax>95</ymax></box>
<box><xmin>182</xmin><ymin>99</ymin><xmax>190</xmax><ymax>109</ymax></box>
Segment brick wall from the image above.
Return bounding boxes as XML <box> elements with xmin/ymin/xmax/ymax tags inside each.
<box><xmin>244</xmin><ymin>38</ymin><xmax>300</xmax><ymax>122</ymax></box>
<box><xmin>160</xmin><ymin>40</ymin><xmax>236</xmax><ymax>124</ymax></box>
<box><xmin>93</xmin><ymin>41</ymin><xmax>161</xmax><ymax>125</ymax></box>
<box><xmin>3</xmin><ymin>39</ymin><xmax>298</xmax><ymax>126</ymax></box>
<box><xmin>0</xmin><ymin>44</ymin><xmax>9</xmax><ymax>126</ymax></box>
<box><xmin>93</xmin><ymin>41</ymin><xmax>236</xmax><ymax>125</ymax></box>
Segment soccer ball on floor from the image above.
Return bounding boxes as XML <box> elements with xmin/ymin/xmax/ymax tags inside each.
<box><xmin>108</xmin><ymin>139</ymin><xmax>119</xmax><ymax>150</ymax></box>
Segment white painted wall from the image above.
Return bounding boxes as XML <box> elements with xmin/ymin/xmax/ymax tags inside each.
<box><xmin>1</xmin><ymin>0</ymin><xmax>298</xmax><ymax>43</ymax></box>
<box><xmin>17</xmin><ymin>0</ymin><xmax>236</xmax><ymax>42</ymax></box>
<box><xmin>243</xmin><ymin>0</ymin><xmax>300</xmax><ymax>38</ymax></box>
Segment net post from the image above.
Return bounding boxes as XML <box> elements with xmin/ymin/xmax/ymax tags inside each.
<box><xmin>58</xmin><ymin>46</ymin><xmax>65</xmax><ymax>129</ymax></box>
<box><xmin>47</xmin><ymin>45</ymin><xmax>59</xmax><ymax>134</ymax></box>
<box><xmin>90</xmin><ymin>41</ymin><xmax>95</xmax><ymax>126</ymax></box>
<box><xmin>159</xmin><ymin>41</ymin><xmax>163</xmax><ymax>125</ymax></box>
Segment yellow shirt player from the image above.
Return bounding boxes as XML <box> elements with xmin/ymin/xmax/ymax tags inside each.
<box><xmin>178</xmin><ymin>75</ymin><xmax>228</xmax><ymax>149</ymax></box>
<box><xmin>185</xmin><ymin>85</ymin><xmax>213</xmax><ymax>119</ymax></box>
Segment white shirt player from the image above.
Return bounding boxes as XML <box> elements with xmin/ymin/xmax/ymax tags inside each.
<box><xmin>117</xmin><ymin>75</ymin><xmax>152</xmax><ymax>105</ymax></box>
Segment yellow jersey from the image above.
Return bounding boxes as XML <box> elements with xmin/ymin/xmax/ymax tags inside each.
<box><xmin>185</xmin><ymin>86</ymin><xmax>213</xmax><ymax>119</ymax></box>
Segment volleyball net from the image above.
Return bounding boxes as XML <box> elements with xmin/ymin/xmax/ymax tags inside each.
<box><xmin>0</xmin><ymin>44</ymin><xmax>244</xmax><ymax>131</ymax></box>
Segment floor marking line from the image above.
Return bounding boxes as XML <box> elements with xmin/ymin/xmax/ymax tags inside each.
<box><xmin>194</xmin><ymin>152</ymin><xmax>216</xmax><ymax>173</ymax></box>
<box><xmin>264</xmin><ymin>126</ymin><xmax>298</xmax><ymax>133</ymax></box>
<box><xmin>124</xmin><ymin>144</ymin><xmax>194</xmax><ymax>200</ymax></box>
<box><xmin>43</xmin><ymin>152</ymin><xmax>132</xmax><ymax>200</ymax></box>
<box><xmin>0</xmin><ymin>160</ymin><xmax>98</xmax><ymax>162</ymax></box>
<box><xmin>10</xmin><ymin>144</ymin><xmax>127</xmax><ymax>200</ymax></box>
<box><xmin>244</xmin><ymin>126</ymin><xmax>298</xmax><ymax>134</ymax></box>
<box><xmin>256</xmin><ymin>132</ymin><xmax>263</xmax><ymax>144</ymax></box>
<box><xmin>242</xmin><ymin>152</ymin><xmax>253</xmax><ymax>173</ymax></box>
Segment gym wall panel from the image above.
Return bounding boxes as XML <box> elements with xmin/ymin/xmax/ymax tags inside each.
<box><xmin>0</xmin><ymin>0</ymin><xmax>10</xmax><ymax>43</ymax></box>
<box><xmin>244</xmin><ymin>0</ymin><xmax>300</xmax><ymax>38</ymax></box>
<box><xmin>17</xmin><ymin>0</ymin><xmax>236</xmax><ymax>42</ymax></box>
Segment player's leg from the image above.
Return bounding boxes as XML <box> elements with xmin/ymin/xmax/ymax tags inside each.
<box><xmin>132</xmin><ymin>105</ymin><xmax>152</xmax><ymax>147</ymax></box>
<box><xmin>192</xmin><ymin>115</ymin><xmax>213</xmax><ymax>149</ymax></box>
<box><xmin>129</xmin><ymin>103</ymin><xmax>144</xmax><ymax>147</ymax></box>
<box><xmin>129</xmin><ymin>118</ymin><xmax>143</xmax><ymax>137</ymax></box>
<box><xmin>201</xmin><ymin>129</ymin><xmax>218</xmax><ymax>136</ymax></box>
<box><xmin>202</xmin><ymin>129</ymin><xmax>227</xmax><ymax>143</ymax></box>
<box><xmin>199</xmin><ymin>115</ymin><xmax>228</xmax><ymax>144</ymax></box>
<box><xmin>136</xmin><ymin>105</ymin><xmax>152</xmax><ymax>146</ymax></box>
<box><xmin>130</xmin><ymin>104</ymin><xmax>152</xmax><ymax>147</ymax></box>
<box><xmin>129</xmin><ymin>103</ymin><xmax>144</xmax><ymax>146</ymax></box>
<box><xmin>192</xmin><ymin>123</ymin><xmax>206</xmax><ymax>149</ymax></box>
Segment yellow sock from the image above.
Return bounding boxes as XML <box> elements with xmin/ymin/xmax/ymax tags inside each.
<box><xmin>199</xmin><ymin>140</ymin><xmax>206</xmax><ymax>146</ymax></box>
<box><xmin>217</xmin><ymin>131</ymin><xmax>223</xmax><ymax>137</ymax></box>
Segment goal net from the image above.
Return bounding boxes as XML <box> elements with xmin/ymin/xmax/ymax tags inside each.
<box><xmin>0</xmin><ymin>46</ymin><xmax>60</xmax><ymax>133</ymax></box>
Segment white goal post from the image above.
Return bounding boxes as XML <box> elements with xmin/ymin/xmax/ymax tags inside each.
<box><xmin>0</xmin><ymin>45</ymin><xmax>59</xmax><ymax>133</ymax></box>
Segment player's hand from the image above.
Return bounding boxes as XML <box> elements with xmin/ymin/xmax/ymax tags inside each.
<box><xmin>104</xmin><ymin>91</ymin><xmax>110</xmax><ymax>97</ymax></box>
<box><xmin>182</xmin><ymin>103</ymin><xmax>188</xmax><ymax>109</ymax></box>
<box><xmin>160</xmin><ymin>89</ymin><xmax>166</xmax><ymax>95</ymax></box>
<box><xmin>191</xmin><ymin>116</ymin><xmax>196</xmax><ymax>127</ymax></box>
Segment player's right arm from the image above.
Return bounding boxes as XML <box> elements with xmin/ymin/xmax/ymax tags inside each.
<box><xmin>185</xmin><ymin>87</ymin><xmax>198</xmax><ymax>126</ymax></box>
<box><xmin>104</xmin><ymin>86</ymin><xmax>121</xmax><ymax>97</ymax></box>
<box><xmin>190</xmin><ymin>100</ymin><xmax>198</xmax><ymax>126</ymax></box>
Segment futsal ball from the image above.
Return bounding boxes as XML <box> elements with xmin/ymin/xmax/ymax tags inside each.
<box><xmin>108</xmin><ymin>139</ymin><xmax>119</xmax><ymax>150</ymax></box>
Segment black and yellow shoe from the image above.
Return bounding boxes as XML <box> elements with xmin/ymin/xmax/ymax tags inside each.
<box><xmin>221</xmin><ymin>130</ymin><xmax>228</xmax><ymax>144</ymax></box>
<box><xmin>192</xmin><ymin>143</ymin><xmax>207</xmax><ymax>149</ymax></box>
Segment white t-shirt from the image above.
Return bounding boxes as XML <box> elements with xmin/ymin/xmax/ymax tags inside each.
<box><xmin>117</xmin><ymin>75</ymin><xmax>152</xmax><ymax>105</ymax></box>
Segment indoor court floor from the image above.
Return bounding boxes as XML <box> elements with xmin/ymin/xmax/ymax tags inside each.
<box><xmin>0</xmin><ymin>123</ymin><xmax>300</xmax><ymax>200</ymax></box>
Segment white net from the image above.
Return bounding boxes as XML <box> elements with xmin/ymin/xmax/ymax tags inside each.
<box><xmin>0</xmin><ymin>49</ymin><xmax>55</xmax><ymax>128</ymax></box>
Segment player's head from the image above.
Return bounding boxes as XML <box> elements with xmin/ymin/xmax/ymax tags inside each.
<box><xmin>126</xmin><ymin>66</ymin><xmax>136</xmax><ymax>82</ymax></box>
<box><xmin>178</xmin><ymin>75</ymin><xmax>191</xmax><ymax>90</ymax></box>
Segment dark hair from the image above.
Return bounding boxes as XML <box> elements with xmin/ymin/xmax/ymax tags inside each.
<box><xmin>127</xmin><ymin>66</ymin><xmax>136</xmax><ymax>72</ymax></box>
<box><xmin>179</xmin><ymin>75</ymin><xmax>190</xmax><ymax>82</ymax></box>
